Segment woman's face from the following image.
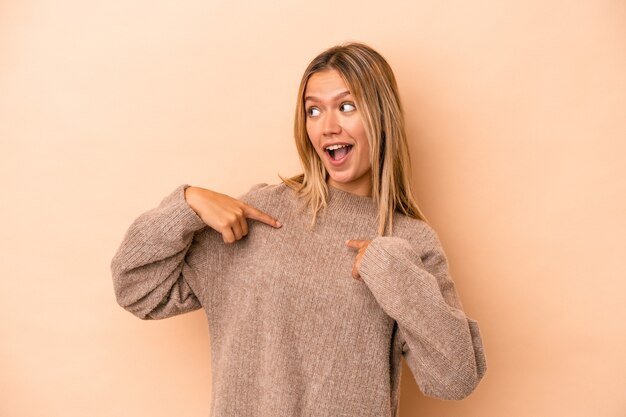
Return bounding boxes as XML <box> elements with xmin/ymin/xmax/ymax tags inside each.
<box><xmin>304</xmin><ymin>69</ymin><xmax>372</xmax><ymax>197</ymax></box>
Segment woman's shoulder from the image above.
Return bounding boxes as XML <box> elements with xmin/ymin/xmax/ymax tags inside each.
<box><xmin>237</xmin><ymin>181</ymin><xmax>294</xmax><ymax>207</ymax></box>
<box><xmin>391</xmin><ymin>211</ymin><xmax>441</xmax><ymax>249</ymax></box>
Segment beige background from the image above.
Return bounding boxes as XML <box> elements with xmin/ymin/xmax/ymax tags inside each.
<box><xmin>1</xmin><ymin>1</ymin><xmax>625</xmax><ymax>416</ymax></box>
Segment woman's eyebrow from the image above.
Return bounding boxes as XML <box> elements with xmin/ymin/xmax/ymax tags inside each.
<box><xmin>304</xmin><ymin>90</ymin><xmax>351</xmax><ymax>103</ymax></box>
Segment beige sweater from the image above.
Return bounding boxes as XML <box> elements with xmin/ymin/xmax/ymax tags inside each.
<box><xmin>111</xmin><ymin>182</ymin><xmax>486</xmax><ymax>416</ymax></box>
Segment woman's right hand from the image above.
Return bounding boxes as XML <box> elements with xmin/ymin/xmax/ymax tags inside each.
<box><xmin>184</xmin><ymin>186</ymin><xmax>282</xmax><ymax>244</ymax></box>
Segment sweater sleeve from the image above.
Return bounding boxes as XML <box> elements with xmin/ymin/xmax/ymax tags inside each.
<box><xmin>110</xmin><ymin>184</ymin><xmax>209</xmax><ymax>320</ymax></box>
<box><xmin>358</xmin><ymin>229</ymin><xmax>487</xmax><ymax>400</ymax></box>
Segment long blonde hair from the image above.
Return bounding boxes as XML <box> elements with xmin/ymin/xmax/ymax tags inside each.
<box><xmin>279</xmin><ymin>42</ymin><xmax>427</xmax><ymax>235</ymax></box>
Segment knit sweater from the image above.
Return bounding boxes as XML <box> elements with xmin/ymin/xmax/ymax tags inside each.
<box><xmin>110</xmin><ymin>182</ymin><xmax>487</xmax><ymax>417</ymax></box>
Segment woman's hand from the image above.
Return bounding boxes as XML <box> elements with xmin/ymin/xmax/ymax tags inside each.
<box><xmin>346</xmin><ymin>239</ymin><xmax>371</xmax><ymax>280</ymax></box>
<box><xmin>184</xmin><ymin>186</ymin><xmax>282</xmax><ymax>244</ymax></box>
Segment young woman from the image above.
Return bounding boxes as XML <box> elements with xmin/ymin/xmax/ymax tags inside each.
<box><xmin>111</xmin><ymin>42</ymin><xmax>486</xmax><ymax>416</ymax></box>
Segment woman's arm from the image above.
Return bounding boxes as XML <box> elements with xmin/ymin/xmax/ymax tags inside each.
<box><xmin>357</xmin><ymin>229</ymin><xmax>487</xmax><ymax>400</ymax></box>
<box><xmin>110</xmin><ymin>184</ymin><xmax>209</xmax><ymax>320</ymax></box>
<box><xmin>110</xmin><ymin>183</ymin><xmax>282</xmax><ymax>320</ymax></box>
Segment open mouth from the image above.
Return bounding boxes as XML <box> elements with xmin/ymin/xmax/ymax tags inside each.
<box><xmin>326</xmin><ymin>144</ymin><xmax>353</xmax><ymax>161</ymax></box>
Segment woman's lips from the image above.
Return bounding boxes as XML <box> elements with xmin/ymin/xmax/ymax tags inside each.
<box><xmin>325</xmin><ymin>145</ymin><xmax>353</xmax><ymax>166</ymax></box>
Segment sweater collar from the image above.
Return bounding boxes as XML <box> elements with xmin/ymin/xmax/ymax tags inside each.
<box><xmin>326</xmin><ymin>184</ymin><xmax>378</xmax><ymax>218</ymax></box>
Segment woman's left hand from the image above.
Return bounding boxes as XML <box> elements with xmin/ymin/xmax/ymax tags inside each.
<box><xmin>346</xmin><ymin>239</ymin><xmax>371</xmax><ymax>280</ymax></box>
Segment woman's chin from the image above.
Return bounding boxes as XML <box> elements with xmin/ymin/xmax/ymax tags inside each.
<box><xmin>327</xmin><ymin>175</ymin><xmax>364</xmax><ymax>192</ymax></box>
<box><xmin>326</xmin><ymin>173</ymin><xmax>352</xmax><ymax>185</ymax></box>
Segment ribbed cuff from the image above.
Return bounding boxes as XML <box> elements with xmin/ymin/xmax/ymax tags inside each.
<box><xmin>163</xmin><ymin>184</ymin><xmax>208</xmax><ymax>233</ymax></box>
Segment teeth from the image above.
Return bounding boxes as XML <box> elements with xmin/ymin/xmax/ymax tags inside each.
<box><xmin>325</xmin><ymin>144</ymin><xmax>351</xmax><ymax>151</ymax></box>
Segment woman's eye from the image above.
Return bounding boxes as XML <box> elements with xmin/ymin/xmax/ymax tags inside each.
<box><xmin>307</xmin><ymin>107</ymin><xmax>320</xmax><ymax>117</ymax></box>
<box><xmin>340</xmin><ymin>102</ymin><xmax>356</xmax><ymax>112</ymax></box>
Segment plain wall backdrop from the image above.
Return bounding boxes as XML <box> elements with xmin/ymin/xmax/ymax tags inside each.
<box><xmin>1</xmin><ymin>1</ymin><xmax>625</xmax><ymax>416</ymax></box>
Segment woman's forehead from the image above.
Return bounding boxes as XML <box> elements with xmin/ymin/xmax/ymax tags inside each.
<box><xmin>304</xmin><ymin>69</ymin><xmax>351</xmax><ymax>99</ymax></box>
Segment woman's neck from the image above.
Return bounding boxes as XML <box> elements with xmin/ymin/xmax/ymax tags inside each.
<box><xmin>326</xmin><ymin>176</ymin><xmax>372</xmax><ymax>197</ymax></box>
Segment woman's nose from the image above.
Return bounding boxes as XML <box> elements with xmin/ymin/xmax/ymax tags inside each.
<box><xmin>323</xmin><ymin>111</ymin><xmax>341</xmax><ymax>136</ymax></box>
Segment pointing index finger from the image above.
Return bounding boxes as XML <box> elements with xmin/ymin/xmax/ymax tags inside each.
<box><xmin>243</xmin><ymin>204</ymin><xmax>282</xmax><ymax>228</ymax></box>
<box><xmin>346</xmin><ymin>239</ymin><xmax>368</xmax><ymax>249</ymax></box>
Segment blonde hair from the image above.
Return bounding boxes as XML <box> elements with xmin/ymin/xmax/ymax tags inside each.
<box><xmin>279</xmin><ymin>42</ymin><xmax>427</xmax><ymax>235</ymax></box>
